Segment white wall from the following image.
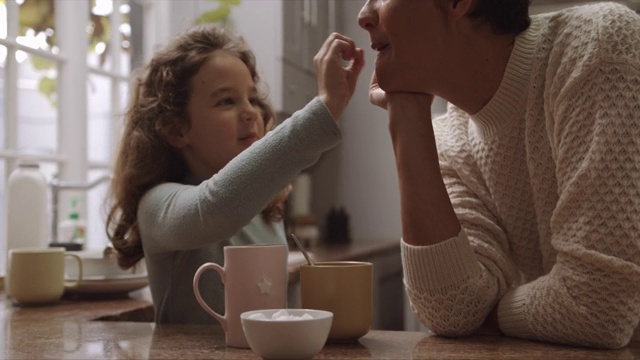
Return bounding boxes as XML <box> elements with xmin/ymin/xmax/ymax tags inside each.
<box><xmin>310</xmin><ymin>0</ymin><xmax>402</xmax><ymax>242</ymax></box>
<box><xmin>227</xmin><ymin>1</ymin><xmax>283</xmax><ymax>113</ymax></box>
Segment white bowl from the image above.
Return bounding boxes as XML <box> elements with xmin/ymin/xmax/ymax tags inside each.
<box><xmin>64</xmin><ymin>249</ymin><xmax>146</xmax><ymax>279</ymax></box>
<box><xmin>241</xmin><ymin>309</ymin><xmax>333</xmax><ymax>360</ymax></box>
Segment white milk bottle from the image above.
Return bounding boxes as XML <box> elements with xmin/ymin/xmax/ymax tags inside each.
<box><xmin>5</xmin><ymin>159</ymin><xmax>50</xmax><ymax>294</ymax></box>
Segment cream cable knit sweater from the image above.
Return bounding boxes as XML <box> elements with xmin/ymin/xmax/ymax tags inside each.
<box><xmin>401</xmin><ymin>3</ymin><xmax>640</xmax><ymax>349</ymax></box>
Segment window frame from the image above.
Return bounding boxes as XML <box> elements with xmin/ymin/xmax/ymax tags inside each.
<box><xmin>0</xmin><ymin>0</ymin><xmax>131</xmax><ymax>264</ymax></box>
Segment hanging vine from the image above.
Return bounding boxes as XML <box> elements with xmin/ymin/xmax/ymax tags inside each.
<box><xmin>194</xmin><ymin>0</ymin><xmax>241</xmax><ymax>26</ymax></box>
<box><xmin>15</xmin><ymin>0</ymin><xmax>130</xmax><ymax>106</ymax></box>
<box><xmin>11</xmin><ymin>0</ymin><xmax>239</xmax><ymax>105</ymax></box>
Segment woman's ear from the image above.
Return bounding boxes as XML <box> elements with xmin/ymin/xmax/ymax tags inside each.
<box><xmin>163</xmin><ymin>121</ymin><xmax>190</xmax><ymax>149</ymax></box>
<box><xmin>448</xmin><ymin>0</ymin><xmax>474</xmax><ymax>21</ymax></box>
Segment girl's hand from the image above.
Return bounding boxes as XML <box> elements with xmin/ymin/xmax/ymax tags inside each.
<box><xmin>314</xmin><ymin>33</ymin><xmax>365</xmax><ymax>119</ymax></box>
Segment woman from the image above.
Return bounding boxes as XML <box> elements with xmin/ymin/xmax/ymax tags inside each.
<box><xmin>358</xmin><ymin>0</ymin><xmax>640</xmax><ymax>349</ymax></box>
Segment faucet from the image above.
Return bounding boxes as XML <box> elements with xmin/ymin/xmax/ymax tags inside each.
<box><xmin>49</xmin><ymin>174</ymin><xmax>112</xmax><ymax>244</ymax></box>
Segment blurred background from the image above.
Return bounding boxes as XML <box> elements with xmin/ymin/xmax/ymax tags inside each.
<box><xmin>0</xmin><ymin>0</ymin><xmax>638</xmax><ymax>273</ymax></box>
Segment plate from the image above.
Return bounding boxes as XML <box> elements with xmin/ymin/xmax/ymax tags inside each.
<box><xmin>64</xmin><ymin>274</ymin><xmax>149</xmax><ymax>295</ymax></box>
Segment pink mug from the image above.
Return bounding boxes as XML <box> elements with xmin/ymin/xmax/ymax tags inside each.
<box><xmin>193</xmin><ymin>244</ymin><xmax>287</xmax><ymax>348</ymax></box>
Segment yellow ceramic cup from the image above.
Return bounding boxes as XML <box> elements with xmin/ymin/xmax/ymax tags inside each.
<box><xmin>7</xmin><ymin>247</ymin><xmax>83</xmax><ymax>305</ymax></box>
<box><xmin>300</xmin><ymin>261</ymin><xmax>372</xmax><ymax>342</ymax></box>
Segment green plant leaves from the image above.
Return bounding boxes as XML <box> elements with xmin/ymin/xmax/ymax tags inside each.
<box><xmin>194</xmin><ymin>0</ymin><xmax>241</xmax><ymax>25</ymax></box>
<box><xmin>38</xmin><ymin>76</ymin><xmax>57</xmax><ymax>107</ymax></box>
<box><xmin>30</xmin><ymin>56</ymin><xmax>53</xmax><ymax>71</ymax></box>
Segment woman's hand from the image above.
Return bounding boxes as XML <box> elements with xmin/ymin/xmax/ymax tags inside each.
<box><xmin>369</xmin><ymin>71</ymin><xmax>388</xmax><ymax>109</ymax></box>
<box><xmin>314</xmin><ymin>33</ymin><xmax>365</xmax><ymax>119</ymax></box>
<box><xmin>369</xmin><ymin>71</ymin><xmax>434</xmax><ymax>114</ymax></box>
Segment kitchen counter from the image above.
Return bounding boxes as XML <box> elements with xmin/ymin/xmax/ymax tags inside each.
<box><xmin>5</xmin><ymin>237</ymin><xmax>638</xmax><ymax>359</ymax></box>
<box><xmin>4</xmin><ymin>293</ymin><xmax>639</xmax><ymax>359</ymax></box>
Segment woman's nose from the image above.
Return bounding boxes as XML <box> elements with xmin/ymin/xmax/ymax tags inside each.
<box><xmin>358</xmin><ymin>0</ymin><xmax>377</xmax><ymax>30</ymax></box>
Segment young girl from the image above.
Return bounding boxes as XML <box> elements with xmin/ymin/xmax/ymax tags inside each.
<box><xmin>106</xmin><ymin>25</ymin><xmax>364</xmax><ymax>324</ymax></box>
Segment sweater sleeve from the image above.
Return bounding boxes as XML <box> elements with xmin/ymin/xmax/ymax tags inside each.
<box><xmin>402</xmin><ymin>152</ymin><xmax>521</xmax><ymax>337</ymax></box>
<box><xmin>138</xmin><ymin>97</ymin><xmax>340</xmax><ymax>253</ymax></box>
<box><xmin>497</xmin><ymin>11</ymin><xmax>640</xmax><ymax>348</ymax></box>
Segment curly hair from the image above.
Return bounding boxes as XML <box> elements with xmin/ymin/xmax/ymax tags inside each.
<box><xmin>106</xmin><ymin>25</ymin><xmax>283</xmax><ymax>269</ymax></box>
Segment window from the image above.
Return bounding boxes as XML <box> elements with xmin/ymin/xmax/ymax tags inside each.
<box><xmin>0</xmin><ymin>0</ymin><xmax>134</xmax><ymax>272</ymax></box>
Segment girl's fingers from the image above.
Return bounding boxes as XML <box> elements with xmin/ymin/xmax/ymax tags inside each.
<box><xmin>314</xmin><ymin>32</ymin><xmax>364</xmax><ymax>119</ymax></box>
<box><xmin>348</xmin><ymin>48</ymin><xmax>365</xmax><ymax>76</ymax></box>
<box><xmin>316</xmin><ymin>33</ymin><xmax>355</xmax><ymax>61</ymax></box>
<box><xmin>316</xmin><ymin>33</ymin><xmax>359</xmax><ymax>64</ymax></box>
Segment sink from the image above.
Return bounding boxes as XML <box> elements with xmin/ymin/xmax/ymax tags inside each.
<box><xmin>93</xmin><ymin>304</ymin><xmax>155</xmax><ymax>322</ymax></box>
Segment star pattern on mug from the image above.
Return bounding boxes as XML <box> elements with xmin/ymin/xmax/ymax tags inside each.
<box><xmin>257</xmin><ymin>278</ymin><xmax>272</xmax><ymax>295</ymax></box>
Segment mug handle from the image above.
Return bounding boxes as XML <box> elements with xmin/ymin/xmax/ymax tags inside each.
<box><xmin>193</xmin><ymin>262</ymin><xmax>227</xmax><ymax>331</ymax></box>
<box><xmin>63</xmin><ymin>253</ymin><xmax>83</xmax><ymax>288</ymax></box>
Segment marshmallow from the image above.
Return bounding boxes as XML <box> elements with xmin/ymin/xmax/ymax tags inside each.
<box><xmin>248</xmin><ymin>313</ymin><xmax>268</xmax><ymax>320</ymax></box>
<box><xmin>249</xmin><ymin>310</ymin><xmax>314</xmax><ymax>321</ymax></box>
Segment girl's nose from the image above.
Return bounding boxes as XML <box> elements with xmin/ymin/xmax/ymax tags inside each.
<box><xmin>241</xmin><ymin>102</ymin><xmax>260</xmax><ymax>122</ymax></box>
<box><xmin>358</xmin><ymin>0</ymin><xmax>377</xmax><ymax>30</ymax></box>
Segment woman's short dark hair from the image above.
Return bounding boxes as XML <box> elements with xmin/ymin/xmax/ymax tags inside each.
<box><xmin>444</xmin><ymin>0</ymin><xmax>532</xmax><ymax>34</ymax></box>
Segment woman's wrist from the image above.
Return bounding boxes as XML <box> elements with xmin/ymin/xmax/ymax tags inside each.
<box><xmin>386</xmin><ymin>92</ymin><xmax>434</xmax><ymax>115</ymax></box>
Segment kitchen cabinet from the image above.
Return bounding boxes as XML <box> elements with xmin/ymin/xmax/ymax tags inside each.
<box><xmin>281</xmin><ymin>0</ymin><xmax>331</xmax><ymax>117</ymax></box>
<box><xmin>369</xmin><ymin>249</ymin><xmax>404</xmax><ymax>330</ymax></box>
<box><xmin>231</xmin><ymin>0</ymin><xmax>335</xmax><ymax>119</ymax></box>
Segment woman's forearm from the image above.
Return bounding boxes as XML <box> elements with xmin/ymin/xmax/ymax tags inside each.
<box><xmin>387</xmin><ymin>97</ymin><xmax>461</xmax><ymax>246</ymax></box>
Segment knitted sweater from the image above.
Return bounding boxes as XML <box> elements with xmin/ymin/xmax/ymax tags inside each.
<box><xmin>138</xmin><ymin>98</ymin><xmax>340</xmax><ymax>324</ymax></box>
<box><xmin>401</xmin><ymin>3</ymin><xmax>640</xmax><ymax>349</ymax></box>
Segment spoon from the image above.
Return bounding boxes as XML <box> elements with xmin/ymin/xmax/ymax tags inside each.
<box><xmin>291</xmin><ymin>234</ymin><xmax>315</xmax><ymax>266</ymax></box>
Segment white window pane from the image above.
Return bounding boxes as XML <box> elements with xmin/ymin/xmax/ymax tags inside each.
<box><xmin>119</xmin><ymin>79</ymin><xmax>129</xmax><ymax>110</ymax></box>
<box><xmin>88</xmin><ymin>0</ymin><xmax>132</xmax><ymax>75</ymax></box>
<box><xmin>88</xmin><ymin>73</ymin><xmax>112</xmax><ymax>163</ymax></box>
<box><xmin>0</xmin><ymin>159</ymin><xmax>6</xmax><ymax>274</ymax></box>
<box><xmin>0</xmin><ymin>45</ymin><xmax>5</xmax><ymax>150</ymax></box>
<box><xmin>17</xmin><ymin>53</ymin><xmax>58</xmax><ymax>155</ymax></box>
<box><xmin>86</xmin><ymin>168</ymin><xmax>111</xmax><ymax>250</ymax></box>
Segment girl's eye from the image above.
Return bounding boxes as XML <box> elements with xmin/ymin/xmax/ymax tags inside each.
<box><xmin>217</xmin><ymin>97</ymin><xmax>235</xmax><ymax>106</ymax></box>
<box><xmin>249</xmin><ymin>97</ymin><xmax>260</xmax><ymax>106</ymax></box>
